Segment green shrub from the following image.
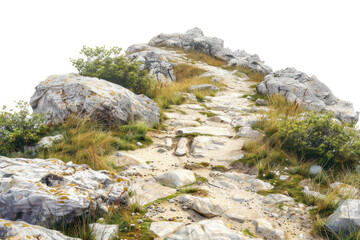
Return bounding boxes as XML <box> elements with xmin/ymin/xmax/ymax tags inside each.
<box><xmin>71</xmin><ymin>46</ymin><xmax>156</xmax><ymax>96</ymax></box>
<box><xmin>278</xmin><ymin>112</ymin><xmax>360</xmax><ymax>169</ymax></box>
<box><xmin>0</xmin><ymin>101</ymin><xmax>48</xmax><ymax>155</ymax></box>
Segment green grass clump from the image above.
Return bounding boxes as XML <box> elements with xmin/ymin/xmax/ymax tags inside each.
<box><xmin>211</xmin><ymin>165</ymin><xmax>228</xmax><ymax>172</ymax></box>
<box><xmin>222</xmin><ymin>65</ymin><xmax>266</xmax><ymax>83</ymax></box>
<box><xmin>173</xmin><ymin>63</ymin><xmax>206</xmax><ymax>81</ymax></box>
<box><xmin>199</xmin><ymin>111</ymin><xmax>216</xmax><ymax>117</ymax></box>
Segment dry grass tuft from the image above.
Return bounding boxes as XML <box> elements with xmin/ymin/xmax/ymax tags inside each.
<box><xmin>38</xmin><ymin>115</ymin><xmax>152</xmax><ymax>171</ymax></box>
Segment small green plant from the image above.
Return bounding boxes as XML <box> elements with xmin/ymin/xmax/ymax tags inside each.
<box><xmin>0</xmin><ymin>101</ymin><xmax>48</xmax><ymax>155</ymax></box>
<box><xmin>71</xmin><ymin>46</ymin><xmax>156</xmax><ymax>96</ymax></box>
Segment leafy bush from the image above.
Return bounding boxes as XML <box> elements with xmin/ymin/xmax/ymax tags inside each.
<box><xmin>0</xmin><ymin>101</ymin><xmax>48</xmax><ymax>154</ymax></box>
<box><xmin>278</xmin><ymin>112</ymin><xmax>360</xmax><ymax>169</ymax></box>
<box><xmin>71</xmin><ymin>46</ymin><xmax>156</xmax><ymax>96</ymax></box>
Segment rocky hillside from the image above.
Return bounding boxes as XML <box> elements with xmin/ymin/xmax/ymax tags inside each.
<box><xmin>1</xmin><ymin>28</ymin><xmax>360</xmax><ymax>240</ymax></box>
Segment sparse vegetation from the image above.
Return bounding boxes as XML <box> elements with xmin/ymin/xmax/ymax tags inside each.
<box><xmin>222</xmin><ymin>65</ymin><xmax>266</xmax><ymax>83</ymax></box>
<box><xmin>38</xmin><ymin>115</ymin><xmax>152</xmax><ymax>171</ymax></box>
<box><xmin>0</xmin><ymin>101</ymin><xmax>48</xmax><ymax>156</ymax></box>
<box><xmin>161</xmin><ymin>46</ymin><xmax>225</xmax><ymax>67</ymax></box>
<box><xmin>240</xmin><ymin>93</ymin><xmax>360</xmax><ymax>239</ymax></box>
<box><xmin>71</xmin><ymin>46</ymin><xmax>156</xmax><ymax>97</ymax></box>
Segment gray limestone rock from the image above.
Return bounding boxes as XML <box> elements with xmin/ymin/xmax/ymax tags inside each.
<box><xmin>167</xmin><ymin>219</ymin><xmax>254</xmax><ymax>240</ymax></box>
<box><xmin>154</xmin><ymin>170</ymin><xmax>196</xmax><ymax>188</ymax></box>
<box><xmin>177</xmin><ymin>194</ymin><xmax>228</xmax><ymax>218</ymax></box>
<box><xmin>149</xmin><ymin>27</ymin><xmax>272</xmax><ymax>74</ymax></box>
<box><xmin>126</xmin><ymin>45</ymin><xmax>176</xmax><ymax>82</ymax></box>
<box><xmin>0</xmin><ymin>218</ymin><xmax>80</xmax><ymax>240</ymax></box>
<box><xmin>326</xmin><ymin>199</ymin><xmax>360</xmax><ymax>235</ymax></box>
<box><xmin>0</xmin><ymin>156</ymin><xmax>129</xmax><ymax>226</ymax></box>
<box><xmin>30</xmin><ymin>73</ymin><xmax>160</xmax><ymax>126</ymax></box>
<box><xmin>89</xmin><ymin>223</ymin><xmax>118</xmax><ymax>240</ymax></box>
<box><xmin>257</xmin><ymin>68</ymin><xmax>359</xmax><ymax>123</ymax></box>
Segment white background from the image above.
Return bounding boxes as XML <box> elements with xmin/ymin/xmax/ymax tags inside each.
<box><xmin>0</xmin><ymin>0</ymin><xmax>359</xmax><ymax>116</ymax></box>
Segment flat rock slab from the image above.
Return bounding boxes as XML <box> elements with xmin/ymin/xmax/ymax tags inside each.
<box><xmin>0</xmin><ymin>218</ymin><xmax>80</xmax><ymax>240</ymax></box>
<box><xmin>237</xmin><ymin>126</ymin><xmax>260</xmax><ymax>138</ymax></box>
<box><xmin>191</xmin><ymin>136</ymin><xmax>225</xmax><ymax>158</ymax></box>
<box><xmin>262</xmin><ymin>194</ymin><xmax>294</xmax><ymax>205</ymax></box>
<box><xmin>167</xmin><ymin>219</ymin><xmax>255</xmax><ymax>240</ymax></box>
<box><xmin>188</xmin><ymin>84</ymin><xmax>219</xmax><ymax>92</ymax></box>
<box><xmin>113</xmin><ymin>152</ymin><xmax>149</xmax><ymax>169</ymax></box>
<box><xmin>176</xmin><ymin>126</ymin><xmax>232</xmax><ymax>137</ymax></box>
<box><xmin>177</xmin><ymin>194</ymin><xmax>228</xmax><ymax>218</ymax></box>
<box><xmin>150</xmin><ymin>221</ymin><xmax>185</xmax><ymax>239</ymax></box>
<box><xmin>130</xmin><ymin>180</ymin><xmax>176</xmax><ymax>206</ymax></box>
<box><xmin>89</xmin><ymin>223</ymin><xmax>118</xmax><ymax>240</ymax></box>
<box><xmin>0</xmin><ymin>156</ymin><xmax>129</xmax><ymax>225</ymax></box>
<box><xmin>154</xmin><ymin>170</ymin><xmax>196</xmax><ymax>188</ymax></box>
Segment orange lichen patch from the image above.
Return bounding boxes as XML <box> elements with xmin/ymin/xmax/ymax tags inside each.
<box><xmin>146</xmin><ymin>101</ymin><xmax>150</xmax><ymax>104</ymax></box>
<box><xmin>57</xmin><ymin>200</ymin><xmax>65</xmax><ymax>204</ymax></box>
<box><xmin>56</xmin><ymin>91</ymin><xmax>60</xmax><ymax>94</ymax></box>
<box><xmin>58</xmin><ymin>195</ymin><xmax>69</xmax><ymax>200</ymax></box>
<box><xmin>4</xmin><ymin>222</ymin><xmax>12</xmax><ymax>227</ymax></box>
<box><xmin>116</xmin><ymin>177</ymin><xmax>127</xmax><ymax>183</ymax></box>
<box><xmin>18</xmin><ymin>195</ymin><xmax>22</xmax><ymax>199</ymax></box>
<box><xmin>109</xmin><ymin>91</ymin><xmax>116</xmax><ymax>96</ymax></box>
<box><xmin>22</xmin><ymin>223</ymin><xmax>31</xmax><ymax>227</ymax></box>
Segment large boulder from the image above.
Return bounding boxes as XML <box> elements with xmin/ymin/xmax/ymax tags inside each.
<box><xmin>30</xmin><ymin>73</ymin><xmax>160</xmax><ymax>126</ymax></box>
<box><xmin>0</xmin><ymin>218</ymin><xmax>80</xmax><ymax>240</ymax></box>
<box><xmin>149</xmin><ymin>27</ymin><xmax>272</xmax><ymax>74</ymax></box>
<box><xmin>257</xmin><ymin>68</ymin><xmax>359</xmax><ymax>123</ymax></box>
<box><xmin>0</xmin><ymin>156</ymin><xmax>129</xmax><ymax>226</ymax></box>
<box><xmin>326</xmin><ymin>199</ymin><xmax>360</xmax><ymax>235</ymax></box>
<box><xmin>126</xmin><ymin>44</ymin><xmax>176</xmax><ymax>82</ymax></box>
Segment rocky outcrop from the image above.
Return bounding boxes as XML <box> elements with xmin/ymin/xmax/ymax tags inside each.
<box><xmin>126</xmin><ymin>44</ymin><xmax>176</xmax><ymax>82</ymax></box>
<box><xmin>0</xmin><ymin>156</ymin><xmax>129</xmax><ymax>226</ymax></box>
<box><xmin>257</xmin><ymin>68</ymin><xmax>359</xmax><ymax>123</ymax></box>
<box><xmin>326</xmin><ymin>199</ymin><xmax>360</xmax><ymax>235</ymax></box>
<box><xmin>0</xmin><ymin>218</ymin><xmax>80</xmax><ymax>240</ymax></box>
<box><xmin>30</xmin><ymin>73</ymin><xmax>160</xmax><ymax>126</ymax></box>
<box><xmin>149</xmin><ymin>27</ymin><xmax>272</xmax><ymax>74</ymax></box>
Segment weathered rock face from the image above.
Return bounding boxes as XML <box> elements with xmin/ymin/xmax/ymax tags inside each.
<box><xmin>326</xmin><ymin>199</ymin><xmax>360</xmax><ymax>235</ymax></box>
<box><xmin>0</xmin><ymin>218</ymin><xmax>80</xmax><ymax>240</ymax></box>
<box><xmin>126</xmin><ymin>44</ymin><xmax>176</xmax><ymax>82</ymax></box>
<box><xmin>166</xmin><ymin>219</ymin><xmax>255</xmax><ymax>240</ymax></box>
<box><xmin>257</xmin><ymin>68</ymin><xmax>359</xmax><ymax>123</ymax></box>
<box><xmin>30</xmin><ymin>73</ymin><xmax>160</xmax><ymax>126</ymax></box>
<box><xmin>0</xmin><ymin>156</ymin><xmax>129</xmax><ymax>226</ymax></box>
<box><xmin>149</xmin><ymin>27</ymin><xmax>272</xmax><ymax>74</ymax></box>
